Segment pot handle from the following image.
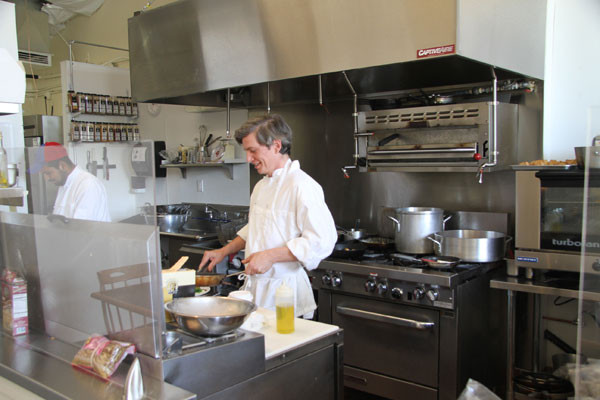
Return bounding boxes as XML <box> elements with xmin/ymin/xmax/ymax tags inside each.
<box><xmin>442</xmin><ymin>215</ymin><xmax>452</xmax><ymax>230</ymax></box>
<box><xmin>387</xmin><ymin>216</ymin><xmax>401</xmax><ymax>232</ymax></box>
<box><xmin>427</xmin><ymin>234</ymin><xmax>442</xmax><ymax>253</ymax></box>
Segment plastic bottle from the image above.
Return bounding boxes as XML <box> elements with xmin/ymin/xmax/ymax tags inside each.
<box><xmin>0</xmin><ymin>131</ymin><xmax>9</xmax><ymax>188</ymax></box>
<box><xmin>275</xmin><ymin>282</ymin><xmax>294</xmax><ymax>334</ymax></box>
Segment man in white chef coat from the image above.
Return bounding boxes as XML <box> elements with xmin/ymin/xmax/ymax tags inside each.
<box><xmin>29</xmin><ymin>142</ymin><xmax>111</xmax><ymax>222</ymax></box>
<box><xmin>200</xmin><ymin>114</ymin><xmax>337</xmax><ymax>317</ymax></box>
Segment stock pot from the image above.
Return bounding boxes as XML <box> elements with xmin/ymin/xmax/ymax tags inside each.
<box><xmin>428</xmin><ymin>229</ymin><xmax>510</xmax><ymax>263</ymax></box>
<box><xmin>387</xmin><ymin>207</ymin><xmax>449</xmax><ymax>254</ymax></box>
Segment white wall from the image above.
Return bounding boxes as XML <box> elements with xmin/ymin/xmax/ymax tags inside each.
<box><xmin>138</xmin><ymin>104</ymin><xmax>250</xmax><ymax>206</ymax></box>
<box><xmin>543</xmin><ymin>0</ymin><xmax>600</xmax><ymax>159</ymax></box>
<box><xmin>0</xmin><ymin>1</ymin><xmax>26</xmax><ymax>214</ymax></box>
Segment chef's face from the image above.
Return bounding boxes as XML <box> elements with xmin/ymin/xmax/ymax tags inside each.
<box><xmin>42</xmin><ymin>163</ymin><xmax>68</xmax><ymax>186</ymax></box>
<box><xmin>242</xmin><ymin>131</ymin><xmax>282</xmax><ymax>177</ymax></box>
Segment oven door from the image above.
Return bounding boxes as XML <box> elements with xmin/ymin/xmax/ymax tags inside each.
<box><xmin>332</xmin><ymin>294</ymin><xmax>439</xmax><ymax>388</ymax></box>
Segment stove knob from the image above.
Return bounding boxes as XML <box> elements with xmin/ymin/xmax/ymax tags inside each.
<box><xmin>413</xmin><ymin>287</ymin><xmax>425</xmax><ymax>300</ymax></box>
<box><xmin>377</xmin><ymin>281</ymin><xmax>388</xmax><ymax>295</ymax></box>
<box><xmin>231</xmin><ymin>257</ymin><xmax>243</xmax><ymax>269</ymax></box>
<box><xmin>391</xmin><ymin>287</ymin><xmax>403</xmax><ymax>299</ymax></box>
<box><xmin>331</xmin><ymin>274</ymin><xmax>343</xmax><ymax>287</ymax></box>
<box><xmin>364</xmin><ymin>280</ymin><xmax>376</xmax><ymax>293</ymax></box>
<box><xmin>322</xmin><ymin>274</ymin><xmax>332</xmax><ymax>286</ymax></box>
<box><xmin>426</xmin><ymin>289</ymin><xmax>439</xmax><ymax>302</ymax></box>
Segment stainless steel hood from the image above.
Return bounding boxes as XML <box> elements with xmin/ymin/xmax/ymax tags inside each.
<box><xmin>128</xmin><ymin>0</ymin><xmax>546</xmax><ymax>106</ymax></box>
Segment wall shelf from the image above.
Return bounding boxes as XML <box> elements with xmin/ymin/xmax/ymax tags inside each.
<box><xmin>160</xmin><ymin>159</ymin><xmax>247</xmax><ymax>180</ymax></box>
<box><xmin>0</xmin><ymin>187</ymin><xmax>25</xmax><ymax>207</ymax></box>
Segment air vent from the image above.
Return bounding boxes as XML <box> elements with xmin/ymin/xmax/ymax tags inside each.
<box><xmin>365</xmin><ymin>107</ymin><xmax>480</xmax><ymax>124</ymax></box>
<box><xmin>18</xmin><ymin>50</ymin><xmax>52</xmax><ymax>67</ymax></box>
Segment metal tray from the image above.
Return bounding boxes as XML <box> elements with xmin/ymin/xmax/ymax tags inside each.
<box><xmin>511</xmin><ymin>164</ymin><xmax>577</xmax><ymax>171</ymax></box>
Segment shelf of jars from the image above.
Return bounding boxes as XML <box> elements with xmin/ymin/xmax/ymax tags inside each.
<box><xmin>66</xmin><ymin>91</ymin><xmax>141</xmax><ymax>143</ymax></box>
<box><xmin>160</xmin><ymin>159</ymin><xmax>247</xmax><ymax>180</ymax></box>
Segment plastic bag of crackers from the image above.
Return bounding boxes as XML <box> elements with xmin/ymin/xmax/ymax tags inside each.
<box><xmin>72</xmin><ymin>335</ymin><xmax>135</xmax><ymax>379</ymax></box>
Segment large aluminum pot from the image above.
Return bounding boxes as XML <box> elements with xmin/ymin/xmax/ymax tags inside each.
<box><xmin>165</xmin><ymin>296</ymin><xmax>256</xmax><ymax>336</ymax></box>
<box><xmin>574</xmin><ymin>146</ymin><xmax>600</xmax><ymax>169</ymax></box>
<box><xmin>387</xmin><ymin>207</ymin><xmax>448</xmax><ymax>254</ymax></box>
<box><xmin>428</xmin><ymin>229</ymin><xmax>510</xmax><ymax>262</ymax></box>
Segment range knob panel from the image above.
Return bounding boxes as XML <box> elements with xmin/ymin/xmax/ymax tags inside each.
<box><xmin>391</xmin><ymin>287</ymin><xmax>403</xmax><ymax>299</ymax></box>
<box><xmin>376</xmin><ymin>280</ymin><xmax>388</xmax><ymax>295</ymax></box>
<box><xmin>426</xmin><ymin>289</ymin><xmax>439</xmax><ymax>302</ymax></box>
<box><xmin>364</xmin><ymin>279</ymin><xmax>376</xmax><ymax>293</ymax></box>
<box><xmin>413</xmin><ymin>287</ymin><xmax>425</xmax><ymax>300</ymax></box>
<box><xmin>331</xmin><ymin>274</ymin><xmax>343</xmax><ymax>287</ymax></box>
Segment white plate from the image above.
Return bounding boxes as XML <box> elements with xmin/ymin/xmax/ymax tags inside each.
<box><xmin>195</xmin><ymin>287</ymin><xmax>211</xmax><ymax>296</ymax></box>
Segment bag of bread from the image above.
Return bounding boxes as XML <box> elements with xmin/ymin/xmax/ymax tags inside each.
<box><xmin>72</xmin><ymin>335</ymin><xmax>109</xmax><ymax>370</ymax></box>
<box><xmin>91</xmin><ymin>339</ymin><xmax>135</xmax><ymax>379</ymax></box>
<box><xmin>72</xmin><ymin>335</ymin><xmax>135</xmax><ymax>379</ymax></box>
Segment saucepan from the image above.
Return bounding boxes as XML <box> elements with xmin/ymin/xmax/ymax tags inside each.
<box><xmin>195</xmin><ymin>270</ymin><xmax>245</xmax><ymax>287</ymax></box>
<box><xmin>428</xmin><ymin>229</ymin><xmax>511</xmax><ymax>263</ymax></box>
<box><xmin>574</xmin><ymin>135</ymin><xmax>600</xmax><ymax>169</ymax></box>
<box><xmin>336</xmin><ymin>225</ymin><xmax>368</xmax><ymax>241</ymax></box>
<box><xmin>390</xmin><ymin>253</ymin><xmax>460</xmax><ymax>269</ymax></box>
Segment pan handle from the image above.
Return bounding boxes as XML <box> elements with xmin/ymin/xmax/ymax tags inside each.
<box><xmin>387</xmin><ymin>216</ymin><xmax>401</xmax><ymax>232</ymax></box>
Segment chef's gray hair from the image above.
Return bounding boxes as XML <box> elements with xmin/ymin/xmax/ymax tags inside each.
<box><xmin>235</xmin><ymin>114</ymin><xmax>292</xmax><ymax>155</ymax></box>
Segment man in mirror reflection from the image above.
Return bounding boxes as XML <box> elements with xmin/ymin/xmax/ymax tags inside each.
<box><xmin>29</xmin><ymin>142</ymin><xmax>111</xmax><ymax>222</ymax></box>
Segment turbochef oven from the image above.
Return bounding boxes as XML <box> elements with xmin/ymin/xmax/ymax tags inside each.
<box><xmin>309</xmin><ymin>255</ymin><xmax>506</xmax><ymax>400</ymax></box>
<box><xmin>513</xmin><ymin>169</ymin><xmax>600</xmax><ymax>277</ymax></box>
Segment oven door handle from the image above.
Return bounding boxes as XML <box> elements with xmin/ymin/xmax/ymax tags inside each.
<box><xmin>336</xmin><ymin>306</ymin><xmax>435</xmax><ymax>330</ymax></box>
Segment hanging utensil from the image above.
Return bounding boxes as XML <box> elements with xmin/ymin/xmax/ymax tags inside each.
<box><xmin>168</xmin><ymin>256</ymin><xmax>189</xmax><ymax>272</ymax></box>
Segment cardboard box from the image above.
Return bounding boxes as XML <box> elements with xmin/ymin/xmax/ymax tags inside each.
<box><xmin>2</xmin><ymin>269</ymin><xmax>28</xmax><ymax>336</ymax></box>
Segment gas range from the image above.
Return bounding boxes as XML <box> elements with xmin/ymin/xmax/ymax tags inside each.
<box><xmin>310</xmin><ymin>252</ymin><xmax>502</xmax><ymax>310</ymax></box>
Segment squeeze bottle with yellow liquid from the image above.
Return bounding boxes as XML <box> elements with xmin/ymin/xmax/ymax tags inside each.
<box><xmin>275</xmin><ymin>282</ymin><xmax>294</xmax><ymax>334</ymax></box>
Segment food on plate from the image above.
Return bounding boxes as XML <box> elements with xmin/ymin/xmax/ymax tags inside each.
<box><xmin>519</xmin><ymin>159</ymin><xmax>576</xmax><ymax>166</ymax></box>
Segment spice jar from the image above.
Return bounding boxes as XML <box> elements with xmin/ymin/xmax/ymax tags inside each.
<box><xmin>94</xmin><ymin>123</ymin><xmax>102</xmax><ymax>142</ymax></box>
<box><xmin>70</xmin><ymin>121</ymin><xmax>81</xmax><ymax>142</ymax></box>
<box><xmin>125</xmin><ymin>98</ymin><xmax>132</xmax><ymax>116</ymax></box>
<box><xmin>107</xmin><ymin>124</ymin><xmax>115</xmax><ymax>142</ymax></box>
<box><xmin>68</xmin><ymin>91</ymin><xmax>79</xmax><ymax>113</ymax></box>
<box><xmin>118</xmin><ymin>97</ymin><xmax>126</xmax><ymax>116</ymax></box>
<box><xmin>105</xmin><ymin>96</ymin><xmax>113</xmax><ymax>115</ymax></box>
<box><xmin>114</xmin><ymin>125</ymin><xmax>122</xmax><ymax>142</ymax></box>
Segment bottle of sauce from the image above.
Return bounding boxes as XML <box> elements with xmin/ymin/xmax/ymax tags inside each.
<box><xmin>275</xmin><ymin>282</ymin><xmax>294</xmax><ymax>334</ymax></box>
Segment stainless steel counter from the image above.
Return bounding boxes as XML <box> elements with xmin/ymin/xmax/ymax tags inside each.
<box><xmin>0</xmin><ymin>331</ymin><xmax>195</xmax><ymax>400</ymax></box>
<box><xmin>490</xmin><ymin>276</ymin><xmax>600</xmax><ymax>301</ymax></box>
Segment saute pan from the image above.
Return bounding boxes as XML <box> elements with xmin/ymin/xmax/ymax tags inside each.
<box><xmin>195</xmin><ymin>270</ymin><xmax>245</xmax><ymax>287</ymax></box>
<box><xmin>331</xmin><ymin>241</ymin><xmax>367</xmax><ymax>259</ymax></box>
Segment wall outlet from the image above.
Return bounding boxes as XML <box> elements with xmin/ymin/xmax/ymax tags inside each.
<box><xmin>197</xmin><ymin>179</ymin><xmax>204</xmax><ymax>192</ymax></box>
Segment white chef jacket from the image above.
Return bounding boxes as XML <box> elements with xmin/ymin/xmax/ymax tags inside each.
<box><xmin>237</xmin><ymin>159</ymin><xmax>337</xmax><ymax>317</ymax></box>
<box><xmin>53</xmin><ymin>166</ymin><xmax>111</xmax><ymax>222</ymax></box>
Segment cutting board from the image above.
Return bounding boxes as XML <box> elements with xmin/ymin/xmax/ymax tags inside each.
<box><xmin>250</xmin><ymin>308</ymin><xmax>339</xmax><ymax>359</ymax></box>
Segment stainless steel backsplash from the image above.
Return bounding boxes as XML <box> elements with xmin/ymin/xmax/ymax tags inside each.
<box><xmin>249</xmin><ymin>101</ymin><xmax>515</xmax><ymax>237</ymax></box>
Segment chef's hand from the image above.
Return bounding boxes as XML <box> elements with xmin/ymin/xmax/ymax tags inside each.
<box><xmin>242</xmin><ymin>250</ymin><xmax>275</xmax><ymax>275</ymax></box>
<box><xmin>199</xmin><ymin>248</ymin><xmax>227</xmax><ymax>272</ymax></box>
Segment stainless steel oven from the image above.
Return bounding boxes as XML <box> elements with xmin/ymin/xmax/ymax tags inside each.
<box><xmin>309</xmin><ymin>256</ymin><xmax>506</xmax><ymax>400</ymax></box>
<box><xmin>514</xmin><ymin>169</ymin><xmax>600</xmax><ymax>276</ymax></box>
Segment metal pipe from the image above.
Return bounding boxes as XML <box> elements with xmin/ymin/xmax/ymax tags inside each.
<box><xmin>68</xmin><ymin>40</ymin><xmax>129</xmax><ymax>53</ymax></box>
<box><xmin>342</xmin><ymin>71</ymin><xmax>359</xmax><ymax>170</ymax></box>
<box><xmin>267</xmin><ymin>82</ymin><xmax>271</xmax><ymax>114</ymax></box>
<box><xmin>507</xmin><ymin>289</ymin><xmax>515</xmax><ymax>400</ymax></box>
<box><xmin>68</xmin><ymin>42</ymin><xmax>74</xmax><ymax>91</ymax></box>
<box><xmin>318</xmin><ymin>75</ymin><xmax>323</xmax><ymax>106</ymax></box>
<box><xmin>475</xmin><ymin>67</ymin><xmax>499</xmax><ymax>183</ymax></box>
<box><xmin>226</xmin><ymin>88</ymin><xmax>231</xmax><ymax>139</ymax></box>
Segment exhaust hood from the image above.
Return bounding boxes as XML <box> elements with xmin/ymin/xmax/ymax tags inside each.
<box><xmin>128</xmin><ymin>0</ymin><xmax>546</xmax><ymax>107</ymax></box>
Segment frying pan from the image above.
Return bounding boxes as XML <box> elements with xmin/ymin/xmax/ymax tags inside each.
<box><xmin>390</xmin><ymin>253</ymin><xmax>427</xmax><ymax>267</ymax></box>
<box><xmin>195</xmin><ymin>270</ymin><xmax>245</xmax><ymax>287</ymax></box>
<box><xmin>331</xmin><ymin>241</ymin><xmax>367</xmax><ymax>259</ymax></box>
<box><xmin>359</xmin><ymin>236</ymin><xmax>395</xmax><ymax>251</ymax></box>
<box><xmin>420</xmin><ymin>255</ymin><xmax>461</xmax><ymax>269</ymax></box>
